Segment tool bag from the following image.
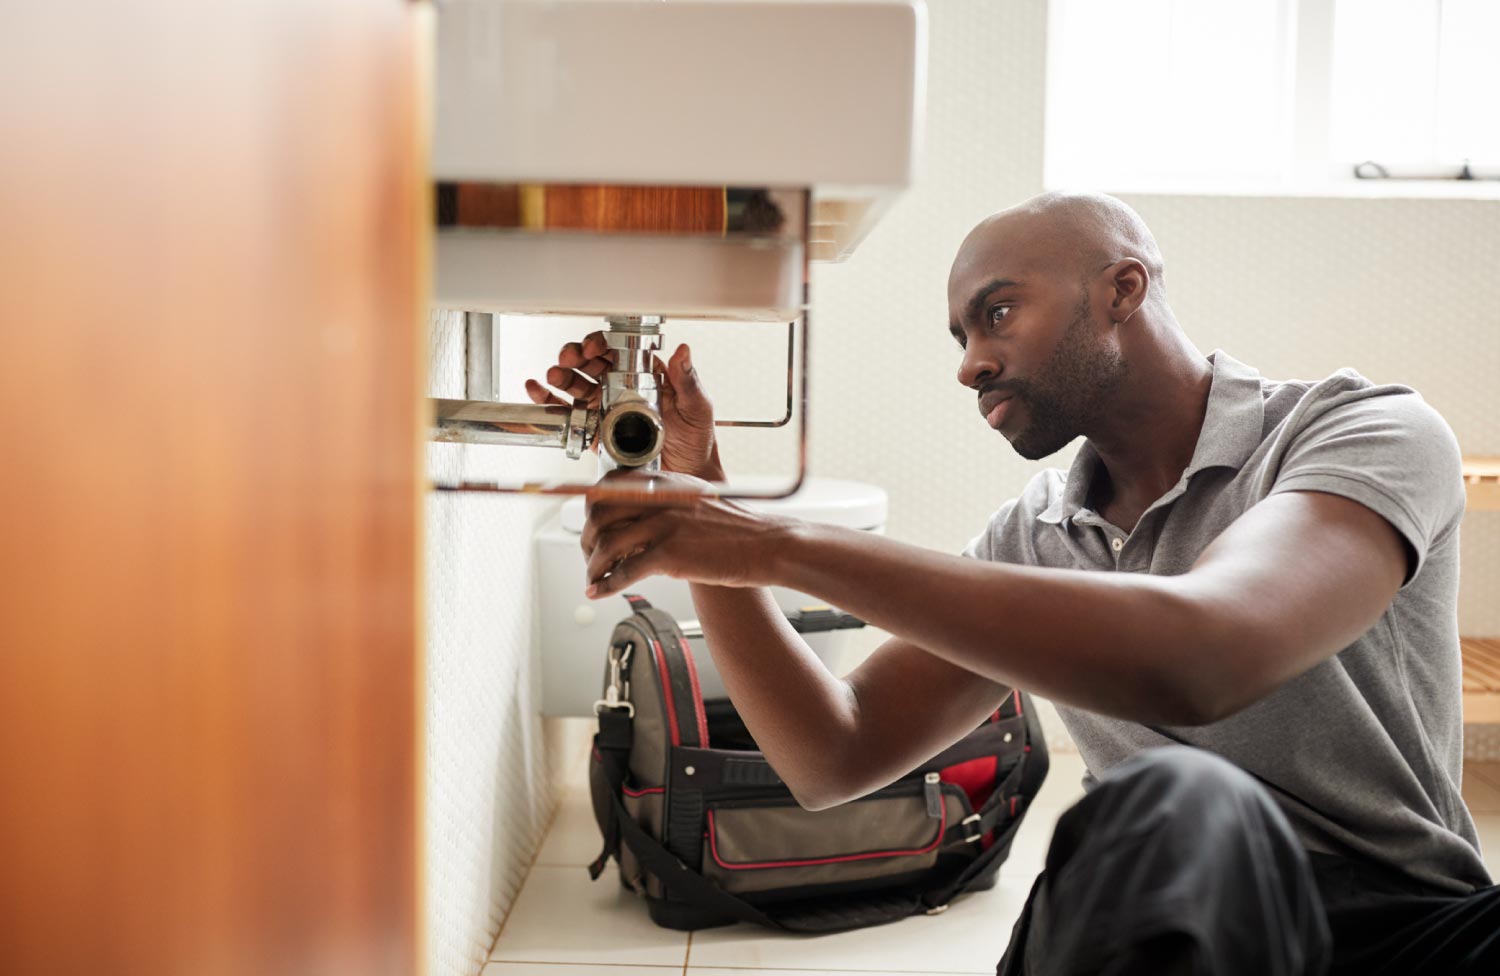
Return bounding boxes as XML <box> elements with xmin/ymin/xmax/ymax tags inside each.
<box><xmin>588</xmin><ymin>594</ymin><xmax>1049</xmax><ymax>933</ymax></box>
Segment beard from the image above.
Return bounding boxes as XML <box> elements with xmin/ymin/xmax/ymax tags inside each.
<box><xmin>1004</xmin><ymin>294</ymin><xmax>1127</xmax><ymax>461</ymax></box>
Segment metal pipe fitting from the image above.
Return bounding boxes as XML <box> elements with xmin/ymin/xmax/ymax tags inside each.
<box><xmin>431</xmin><ymin>398</ymin><xmax>594</xmax><ymax>458</ymax></box>
<box><xmin>598</xmin><ymin>315</ymin><xmax>666</xmax><ymax>472</ymax></box>
<box><xmin>598</xmin><ymin>393</ymin><xmax>665</xmax><ymax>468</ymax></box>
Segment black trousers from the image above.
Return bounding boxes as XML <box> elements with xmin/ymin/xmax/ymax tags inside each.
<box><xmin>996</xmin><ymin>746</ymin><xmax>1500</xmax><ymax>976</ymax></box>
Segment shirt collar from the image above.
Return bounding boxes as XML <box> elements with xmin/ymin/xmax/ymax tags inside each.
<box><xmin>1036</xmin><ymin>350</ymin><xmax>1265</xmax><ymax>525</ymax></box>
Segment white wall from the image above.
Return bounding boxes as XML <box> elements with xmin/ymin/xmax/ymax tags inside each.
<box><xmin>423</xmin><ymin>311</ymin><xmax>595</xmax><ymax>976</ymax></box>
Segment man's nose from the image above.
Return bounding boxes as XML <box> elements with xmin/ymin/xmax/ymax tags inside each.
<box><xmin>957</xmin><ymin>342</ymin><xmax>1000</xmax><ymax>389</ymax></box>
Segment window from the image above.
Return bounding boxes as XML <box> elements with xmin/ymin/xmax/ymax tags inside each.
<box><xmin>1045</xmin><ymin>0</ymin><xmax>1500</xmax><ymax>192</ymax></box>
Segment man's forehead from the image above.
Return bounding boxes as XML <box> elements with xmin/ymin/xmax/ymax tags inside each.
<box><xmin>950</xmin><ymin>222</ymin><xmax>1047</xmax><ymax>297</ymax></box>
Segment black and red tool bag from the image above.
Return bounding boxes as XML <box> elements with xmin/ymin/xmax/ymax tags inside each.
<box><xmin>588</xmin><ymin>594</ymin><xmax>1049</xmax><ymax>933</ymax></box>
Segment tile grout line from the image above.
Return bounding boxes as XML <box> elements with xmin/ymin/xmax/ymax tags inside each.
<box><xmin>487</xmin><ymin>749</ymin><xmax>591</xmax><ymax>960</ymax></box>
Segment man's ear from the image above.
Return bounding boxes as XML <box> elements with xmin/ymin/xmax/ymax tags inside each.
<box><xmin>1107</xmin><ymin>259</ymin><xmax>1150</xmax><ymax>325</ymax></box>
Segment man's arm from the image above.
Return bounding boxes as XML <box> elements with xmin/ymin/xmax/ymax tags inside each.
<box><xmin>767</xmin><ymin>488</ymin><xmax>1407</xmax><ymax>726</ymax></box>
<box><xmin>687</xmin><ymin>584</ymin><xmax>1009</xmax><ymax>811</ymax></box>
<box><xmin>587</xmin><ymin>486</ymin><xmax>1407</xmax><ymax>730</ymax></box>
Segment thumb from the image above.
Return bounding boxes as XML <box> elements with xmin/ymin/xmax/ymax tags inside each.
<box><xmin>654</xmin><ymin>352</ymin><xmax>676</xmax><ymax>417</ymax></box>
<box><xmin>667</xmin><ymin>344</ymin><xmax>710</xmax><ymax>417</ymax></box>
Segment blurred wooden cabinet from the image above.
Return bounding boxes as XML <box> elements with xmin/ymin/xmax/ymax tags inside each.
<box><xmin>0</xmin><ymin>3</ymin><xmax>425</xmax><ymax>973</ymax></box>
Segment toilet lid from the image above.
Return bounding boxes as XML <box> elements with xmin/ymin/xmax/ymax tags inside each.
<box><xmin>558</xmin><ymin>476</ymin><xmax>887</xmax><ymax>533</ymax></box>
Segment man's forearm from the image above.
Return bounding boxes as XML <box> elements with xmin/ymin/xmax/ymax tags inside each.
<box><xmin>687</xmin><ymin>582</ymin><xmax>863</xmax><ymax>808</ymax></box>
<box><xmin>767</xmin><ymin>522</ymin><xmax>1229</xmax><ymax>726</ymax></box>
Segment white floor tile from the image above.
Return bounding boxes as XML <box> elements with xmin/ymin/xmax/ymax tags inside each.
<box><xmin>1035</xmin><ymin>751</ymin><xmax>1090</xmax><ymax>807</ymax></box>
<box><xmin>485</xmin><ymin>966</ymin><xmax>680</xmax><ymax>976</ymax></box>
<box><xmin>490</xmin><ymin>864</ymin><xmax>689</xmax><ymax>968</ymax></box>
<box><xmin>533</xmin><ymin>785</ymin><xmax>601</xmax><ymax>867</ymax></box>
<box><xmin>686</xmin><ymin>872</ymin><xmax>1035</xmax><ymax>974</ymax></box>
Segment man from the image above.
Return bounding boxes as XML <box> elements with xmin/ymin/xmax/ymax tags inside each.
<box><xmin>526</xmin><ymin>192</ymin><xmax>1498</xmax><ymax>973</ymax></box>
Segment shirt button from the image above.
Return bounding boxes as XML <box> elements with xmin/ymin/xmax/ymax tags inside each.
<box><xmin>1111</xmin><ymin>537</ymin><xmax>1124</xmax><ymax>552</ymax></box>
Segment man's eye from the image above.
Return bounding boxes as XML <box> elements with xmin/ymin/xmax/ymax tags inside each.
<box><xmin>989</xmin><ymin>305</ymin><xmax>1011</xmax><ymax>327</ymax></box>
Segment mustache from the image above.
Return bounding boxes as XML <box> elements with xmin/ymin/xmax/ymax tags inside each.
<box><xmin>977</xmin><ymin>380</ymin><xmax>1025</xmax><ymax>401</ymax></box>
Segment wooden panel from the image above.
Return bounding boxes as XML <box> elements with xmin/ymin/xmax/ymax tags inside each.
<box><xmin>0</xmin><ymin>4</ymin><xmax>424</xmax><ymax>975</ymax></box>
<box><xmin>1464</xmin><ymin>457</ymin><xmax>1500</xmax><ymax>511</ymax></box>
<box><xmin>1462</xmin><ymin>638</ymin><xmax>1500</xmax><ymax>725</ymax></box>
<box><xmin>543</xmin><ymin>184</ymin><xmax>726</xmax><ymax>233</ymax></box>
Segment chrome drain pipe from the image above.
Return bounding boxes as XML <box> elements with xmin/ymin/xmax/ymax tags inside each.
<box><xmin>430</xmin><ymin>398</ymin><xmax>594</xmax><ymax>458</ymax></box>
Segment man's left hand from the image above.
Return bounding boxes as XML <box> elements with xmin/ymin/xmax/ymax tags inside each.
<box><xmin>580</xmin><ymin>471</ymin><xmax>789</xmax><ymax>598</ymax></box>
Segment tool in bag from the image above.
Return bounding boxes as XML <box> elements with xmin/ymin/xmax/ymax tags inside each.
<box><xmin>588</xmin><ymin>594</ymin><xmax>1049</xmax><ymax>933</ymax></box>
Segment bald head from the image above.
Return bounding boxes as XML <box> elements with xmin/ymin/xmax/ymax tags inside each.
<box><xmin>950</xmin><ymin>191</ymin><xmax>1165</xmax><ymax>304</ymax></box>
<box><xmin>946</xmin><ymin>193</ymin><xmax>1175</xmax><ymax>460</ymax></box>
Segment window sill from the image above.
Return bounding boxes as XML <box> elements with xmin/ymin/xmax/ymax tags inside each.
<box><xmin>1045</xmin><ymin>178</ymin><xmax>1500</xmax><ymax>203</ymax></box>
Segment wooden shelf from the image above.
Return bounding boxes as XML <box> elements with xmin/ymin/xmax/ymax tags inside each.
<box><xmin>1466</xmin><ymin>457</ymin><xmax>1500</xmax><ymax>511</ymax></box>
<box><xmin>1463</xmin><ymin>637</ymin><xmax>1500</xmax><ymax>724</ymax></box>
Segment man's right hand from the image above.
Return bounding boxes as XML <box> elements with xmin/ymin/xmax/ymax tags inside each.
<box><xmin>524</xmin><ymin>331</ymin><xmax>725</xmax><ymax>480</ymax></box>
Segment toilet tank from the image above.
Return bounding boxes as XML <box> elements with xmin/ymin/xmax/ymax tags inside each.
<box><xmin>534</xmin><ymin>478</ymin><xmax>888</xmax><ymax>715</ymax></box>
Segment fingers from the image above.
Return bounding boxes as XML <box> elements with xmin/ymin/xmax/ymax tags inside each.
<box><xmin>587</xmin><ymin>547</ymin><xmax>661</xmax><ymax>598</ymax></box>
<box><xmin>524</xmin><ymin>379</ymin><xmax>569</xmax><ymax>408</ymax></box>
<box><xmin>532</xmin><ymin>332</ymin><xmax>613</xmax><ymax>405</ymax></box>
<box><xmin>578</xmin><ymin>504</ymin><xmax>640</xmax><ymax>554</ymax></box>
<box><xmin>555</xmin><ymin>332</ymin><xmax>612</xmax><ymax>370</ymax></box>
<box><xmin>558</xmin><ymin>332</ymin><xmax>612</xmax><ymax>369</ymax></box>
<box><xmin>544</xmin><ymin>364</ymin><xmax>604</xmax><ymax>402</ymax></box>
<box><xmin>581</xmin><ymin>471</ymin><xmax>657</xmax><ymax>547</ymax></box>
<box><xmin>583</xmin><ymin>513</ymin><xmax>673</xmax><ymax>597</ymax></box>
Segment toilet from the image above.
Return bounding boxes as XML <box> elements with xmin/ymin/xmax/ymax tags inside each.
<box><xmin>534</xmin><ymin>477</ymin><xmax>888</xmax><ymax>715</ymax></box>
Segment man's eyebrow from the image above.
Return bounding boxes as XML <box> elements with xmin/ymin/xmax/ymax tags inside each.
<box><xmin>965</xmin><ymin>278</ymin><xmax>1020</xmax><ymax>324</ymax></box>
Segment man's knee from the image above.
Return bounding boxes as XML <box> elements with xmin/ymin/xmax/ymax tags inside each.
<box><xmin>1027</xmin><ymin>749</ymin><xmax>1329</xmax><ymax>974</ymax></box>
<box><xmin>1097</xmin><ymin>745</ymin><xmax>1266</xmax><ymax>814</ymax></box>
<box><xmin>1050</xmin><ymin>747</ymin><xmax>1296</xmax><ymax>867</ymax></box>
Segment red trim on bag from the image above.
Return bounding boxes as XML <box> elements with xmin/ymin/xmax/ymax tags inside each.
<box><xmin>622</xmin><ymin>784</ymin><xmax>665</xmax><ymax>798</ymax></box>
<box><xmin>704</xmin><ymin>806</ymin><xmax>947</xmax><ymax>870</ymax></box>
<box><xmin>1009</xmin><ymin>796</ymin><xmax>1018</xmax><ymax>817</ymax></box>
<box><xmin>1013</xmin><ymin>689</ymin><xmax>1022</xmax><ymax>716</ymax></box>
<box><xmin>679</xmin><ymin>634</ymin><xmax>711</xmax><ymax>747</ymax></box>
<box><xmin>646</xmin><ymin>633</ymin><xmax>682</xmax><ymax>747</ymax></box>
<box><xmin>591</xmin><ymin>746</ymin><xmax>601</xmax><ymax>762</ymax></box>
<box><xmin>939</xmin><ymin>755</ymin><xmax>998</xmax><ymax>814</ymax></box>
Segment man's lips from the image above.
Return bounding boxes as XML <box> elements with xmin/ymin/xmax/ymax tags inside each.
<box><xmin>985</xmin><ymin>398</ymin><xmax>1013</xmax><ymax>428</ymax></box>
<box><xmin>979</xmin><ymin>391</ymin><xmax>1014</xmax><ymax>428</ymax></box>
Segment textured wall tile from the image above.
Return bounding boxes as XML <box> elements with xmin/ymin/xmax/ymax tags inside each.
<box><xmin>424</xmin><ymin>310</ymin><xmax>575</xmax><ymax>976</ymax></box>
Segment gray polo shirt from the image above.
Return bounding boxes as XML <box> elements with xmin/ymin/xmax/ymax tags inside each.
<box><xmin>963</xmin><ymin>350</ymin><xmax>1489</xmax><ymax>893</ymax></box>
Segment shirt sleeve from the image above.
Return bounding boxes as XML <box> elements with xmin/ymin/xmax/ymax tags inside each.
<box><xmin>1267</xmin><ymin>387</ymin><xmax>1465</xmax><ymax>584</ymax></box>
<box><xmin>961</xmin><ymin>498</ymin><xmax>1019</xmax><ymax>561</ymax></box>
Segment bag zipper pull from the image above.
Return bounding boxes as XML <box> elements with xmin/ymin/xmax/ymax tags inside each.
<box><xmin>923</xmin><ymin>772</ymin><xmax>942</xmax><ymax>818</ymax></box>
